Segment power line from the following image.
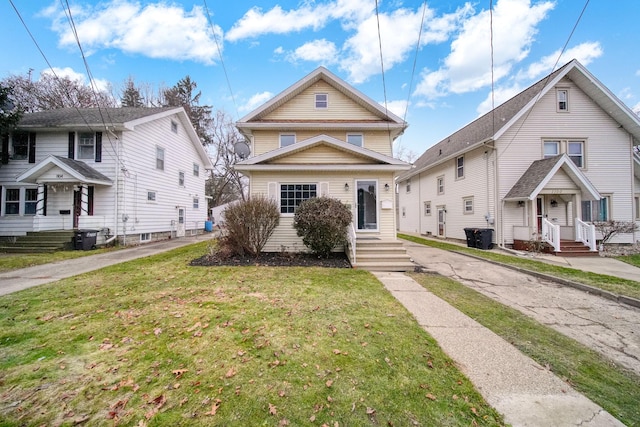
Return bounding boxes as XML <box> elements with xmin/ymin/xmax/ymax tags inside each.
<box><xmin>374</xmin><ymin>0</ymin><xmax>392</xmax><ymax>144</ymax></box>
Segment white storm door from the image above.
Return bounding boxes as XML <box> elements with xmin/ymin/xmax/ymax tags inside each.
<box><xmin>177</xmin><ymin>207</ymin><xmax>186</xmax><ymax>237</ymax></box>
<box><xmin>356</xmin><ymin>180</ymin><xmax>378</xmax><ymax>231</ymax></box>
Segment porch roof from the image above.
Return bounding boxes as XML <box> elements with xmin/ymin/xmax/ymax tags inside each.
<box><xmin>16</xmin><ymin>155</ymin><xmax>113</xmax><ymax>186</ymax></box>
<box><xmin>504</xmin><ymin>154</ymin><xmax>600</xmax><ymax>201</ymax></box>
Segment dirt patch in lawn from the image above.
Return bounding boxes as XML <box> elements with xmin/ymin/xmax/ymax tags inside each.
<box><xmin>190</xmin><ymin>251</ymin><xmax>352</xmax><ymax>268</ymax></box>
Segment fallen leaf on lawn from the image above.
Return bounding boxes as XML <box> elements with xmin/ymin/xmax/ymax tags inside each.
<box><xmin>269</xmin><ymin>403</ymin><xmax>277</xmax><ymax>415</ymax></box>
<box><xmin>278</xmin><ymin>390</ymin><xmax>286</xmax><ymax>397</ymax></box>
<box><xmin>310</xmin><ymin>415</ymin><xmax>316</xmax><ymax>422</ymax></box>
<box><xmin>180</xmin><ymin>397</ymin><xmax>188</xmax><ymax>407</ymax></box>
<box><xmin>193</xmin><ymin>330</ymin><xmax>203</xmax><ymax>337</ymax></box>
<box><xmin>427</xmin><ymin>360</ymin><xmax>434</xmax><ymax>369</ymax></box>
<box><xmin>153</xmin><ymin>328</ymin><xmax>162</xmax><ymax>336</ymax></box>
<box><xmin>325</xmin><ymin>380</ymin><xmax>333</xmax><ymax>387</ymax></box>
<box><xmin>205</xmin><ymin>399</ymin><xmax>221</xmax><ymax>416</ymax></box>
<box><xmin>327</xmin><ymin>396</ymin><xmax>333</xmax><ymax>402</ymax></box>
<box><xmin>278</xmin><ymin>419</ymin><xmax>289</xmax><ymax>426</ymax></box>
<box><xmin>366</xmin><ymin>407</ymin><xmax>376</xmax><ymax>415</ymax></box>
<box><xmin>452</xmin><ymin>394</ymin><xmax>459</xmax><ymax>400</ymax></box>
<box><xmin>172</xmin><ymin>369</ymin><xmax>188</xmax><ymax>379</ymax></box>
<box><xmin>426</xmin><ymin>393</ymin><xmax>436</xmax><ymax>401</ymax></box>
<box><xmin>225</xmin><ymin>367</ymin><xmax>237</xmax><ymax>378</ymax></box>
<box><xmin>361</xmin><ymin>342</ymin><xmax>368</xmax><ymax>347</ymax></box>
<box><xmin>332</xmin><ymin>349</ymin><xmax>341</xmax><ymax>355</ymax></box>
<box><xmin>187</xmin><ymin>322</ymin><xmax>202</xmax><ymax>332</ymax></box>
<box><xmin>470</xmin><ymin>407</ymin><xmax>478</xmax><ymax>415</ymax></box>
<box><xmin>148</xmin><ymin>394</ymin><xmax>166</xmax><ymax>409</ymax></box>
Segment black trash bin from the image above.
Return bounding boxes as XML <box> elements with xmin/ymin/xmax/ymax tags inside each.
<box><xmin>463</xmin><ymin>228</ymin><xmax>477</xmax><ymax>248</ymax></box>
<box><xmin>475</xmin><ymin>229</ymin><xmax>494</xmax><ymax>250</ymax></box>
<box><xmin>74</xmin><ymin>229</ymin><xmax>98</xmax><ymax>250</ymax></box>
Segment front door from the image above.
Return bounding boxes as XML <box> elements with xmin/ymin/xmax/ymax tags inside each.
<box><xmin>437</xmin><ymin>206</ymin><xmax>446</xmax><ymax>237</ymax></box>
<box><xmin>356</xmin><ymin>180</ymin><xmax>377</xmax><ymax>231</ymax></box>
<box><xmin>536</xmin><ymin>197</ymin><xmax>545</xmax><ymax>234</ymax></box>
<box><xmin>73</xmin><ymin>189</ymin><xmax>81</xmax><ymax>228</ymax></box>
<box><xmin>176</xmin><ymin>207</ymin><xmax>186</xmax><ymax>237</ymax></box>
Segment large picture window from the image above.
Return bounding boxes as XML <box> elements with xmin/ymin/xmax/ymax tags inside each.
<box><xmin>582</xmin><ymin>196</ymin><xmax>610</xmax><ymax>222</ymax></box>
<box><xmin>280</xmin><ymin>183</ymin><xmax>317</xmax><ymax>214</ymax></box>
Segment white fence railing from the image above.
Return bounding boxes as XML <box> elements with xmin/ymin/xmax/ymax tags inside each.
<box><xmin>575</xmin><ymin>218</ymin><xmax>597</xmax><ymax>251</ymax></box>
<box><xmin>541</xmin><ymin>218</ymin><xmax>561</xmax><ymax>252</ymax></box>
<box><xmin>347</xmin><ymin>223</ymin><xmax>357</xmax><ymax>264</ymax></box>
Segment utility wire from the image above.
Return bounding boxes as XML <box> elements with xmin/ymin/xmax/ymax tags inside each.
<box><xmin>374</xmin><ymin>0</ymin><xmax>392</xmax><ymax>145</ymax></box>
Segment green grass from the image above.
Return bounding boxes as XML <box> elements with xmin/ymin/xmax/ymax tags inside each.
<box><xmin>399</xmin><ymin>233</ymin><xmax>640</xmax><ymax>300</ymax></box>
<box><xmin>617</xmin><ymin>253</ymin><xmax>640</xmax><ymax>268</ymax></box>
<box><xmin>0</xmin><ymin>242</ymin><xmax>504</xmax><ymax>426</ymax></box>
<box><xmin>408</xmin><ymin>272</ymin><xmax>640</xmax><ymax>427</ymax></box>
<box><xmin>0</xmin><ymin>247</ymin><xmax>117</xmax><ymax>273</ymax></box>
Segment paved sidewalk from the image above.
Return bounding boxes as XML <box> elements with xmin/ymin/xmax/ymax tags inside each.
<box><xmin>373</xmin><ymin>271</ymin><xmax>624</xmax><ymax>427</ymax></box>
<box><xmin>0</xmin><ymin>233</ymin><xmax>216</xmax><ymax>296</ymax></box>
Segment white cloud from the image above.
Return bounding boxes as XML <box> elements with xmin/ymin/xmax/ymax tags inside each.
<box><xmin>414</xmin><ymin>0</ymin><xmax>554</xmax><ymax>99</ymax></box>
<box><xmin>44</xmin><ymin>1</ymin><xmax>222</xmax><ymax>65</ymax></box>
<box><xmin>381</xmin><ymin>100</ymin><xmax>409</xmax><ymax>119</ymax></box>
<box><xmin>288</xmin><ymin>40</ymin><xmax>339</xmax><ymax>64</ymax></box>
<box><xmin>521</xmin><ymin>42</ymin><xmax>603</xmax><ymax>80</ymax></box>
<box><xmin>42</xmin><ymin>67</ymin><xmax>86</xmax><ymax>83</ymax></box>
<box><xmin>476</xmin><ymin>83</ymin><xmax>524</xmax><ymax>115</ymax></box>
<box><xmin>633</xmin><ymin>102</ymin><xmax>640</xmax><ymax>116</ymax></box>
<box><xmin>240</xmin><ymin>91</ymin><xmax>274</xmax><ymax>113</ymax></box>
<box><xmin>618</xmin><ymin>87</ymin><xmax>633</xmax><ymax>101</ymax></box>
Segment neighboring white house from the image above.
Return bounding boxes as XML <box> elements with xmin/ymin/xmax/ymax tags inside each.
<box><xmin>0</xmin><ymin>107</ymin><xmax>213</xmax><ymax>247</ymax></box>
<box><xmin>397</xmin><ymin>59</ymin><xmax>640</xmax><ymax>253</ymax></box>
<box><xmin>234</xmin><ymin>67</ymin><xmax>415</xmax><ymax>270</ymax></box>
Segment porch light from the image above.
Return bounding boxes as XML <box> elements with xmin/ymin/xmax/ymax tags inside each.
<box><xmin>384</xmin><ymin>183</ymin><xmax>390</xmax><ymax>191</ymax></box>
<box><xmin>550</xmin><ymin>199</ymin><xmax>558</xmax><ymax>207</ymax></box>
<box><xmin>344</xmin><ymin>183</ymin><xmax>350</xmax><ymax>191</ymax></box>
<box><xmin>518</xmin><ymin>201</ymin><xmax>525</xmax><ymax>207</ymax></box>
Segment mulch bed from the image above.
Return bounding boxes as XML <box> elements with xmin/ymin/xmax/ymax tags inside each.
<box><xmin>190</xmin><ymin>251</ymin><xmax>352</xmax><ymax>268</ymax></box>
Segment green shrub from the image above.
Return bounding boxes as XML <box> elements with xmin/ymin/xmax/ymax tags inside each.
<box><xmin>293</xmin><ymin>197</ymin><xmax>352</xmax><ymax>257</ymax></box>
<box><xmin>219</xmin><ymin>196</ymin><xmax>280</xmax><ymax>256</ymax></box>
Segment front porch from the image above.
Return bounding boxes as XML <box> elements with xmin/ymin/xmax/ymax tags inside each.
<box><xmin>513</xmin><ymin>217</ymin><xmax>598</xmax><ymax>256</ymax></box>
<box><xmin>346</xmin><ymin>225</ymin><xmax>415</xmax><ymax>271</ymax></box>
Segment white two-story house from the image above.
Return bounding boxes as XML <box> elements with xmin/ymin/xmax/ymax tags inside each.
<box><xmin>0</xmin><ymin>107</ymin><xmax>213</xmax><ymax>250</ymax></box>
<box><xmin>398</xmin><ymin>59</ymin><xmax>640</xmax><ymax>254</ymax></box>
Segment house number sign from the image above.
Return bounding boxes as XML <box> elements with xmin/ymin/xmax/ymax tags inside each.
<box><xmin>56</xmin><ymin>174</ymin><xmax>64</xmax><ymax>178</ymax></box>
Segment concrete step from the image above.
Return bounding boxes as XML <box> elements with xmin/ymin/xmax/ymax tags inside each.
<box><xmin>353</xmin><ymin>261</ymin><xmax>416</xmax><ymax>272</ymax></box>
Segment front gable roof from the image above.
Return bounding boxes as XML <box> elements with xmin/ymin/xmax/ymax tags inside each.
<box><xmin>235</xmin><ymin>134</ymin><xmax>410</xmax><ymax>172</ymax></box>
<box><xmin>236</xmin><ymin>67</ymin><xmax>407</xmax><ymax>137</ymax></box>
<box><xmin>18</xmin><ymin>107</ymin><xmax>213</xmax><ymax>170</ymax></box>
<box><xmin>401</xmin><ymin>59</ymin><xmax>640</xmax><ymax>181</ymax></box>
<box><xmin>17</xmin><ymin>155</ymin><xmax>113</xmax><ymax>185</ymax></box>
<box><xmin>504</xmin><ymin>154</ymin><xmax>600</xmax><ymax>201</ymax></box>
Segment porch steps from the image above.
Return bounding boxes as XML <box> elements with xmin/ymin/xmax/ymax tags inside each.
<box><xmin>349</xmin><ymin>239</ymin><xmax>416</xmax><ymax>272</ymax></box>
<box><xmin>0</xmin><ymin>231</ymin><xmax>75</xmax><ymax>253</ymax></box>
<box><xmin>553</xmin><ymin>240</ymin><xmax>599</xmax><ymax>257</ymax></box>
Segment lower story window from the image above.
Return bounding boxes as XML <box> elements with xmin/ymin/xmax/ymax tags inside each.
<box><xmin>463</xmin><ymin>196</ymin><xmax>474</xmax><ymax>214</ymax></box>
<box><xmin>424</xmin><ymin>201</ymin><xmax>431</xmax><ymax>216</ymax></box>
<box><xmin>5</xmin><ymin>189</ymin><xmax>20</xmax><ymax>215</ymax></box>
<box><xmin>147</xmin><ymin>191</ymin><xmax>157</xmax><ymax>202</ymax></box>
<box><xmin>25</xmin><ymin>188</ymin><xmax>37</xmax><ymax>215</ymax></box>
<box><xmin>193</xmin><ymin>198</ymin><xmax>199</xmax><ymax>209</ymax></box>
<box><xmin>280</xmin><ymin>183</ymin><xmax>317</xmax><ymax>214</ymax></box>
<box><xmin>140</xmin><ymin>233</ymin><xmax>151</xmax><ymax>242</ymax></box>
<box><xmin>582</xmin><ymin>196</ymin><xmax>610</xmax><ymax>222</ymax></box>
<box><xmin>635</xmin><ymin>196</ymin><xmax>640</xmax><ymax>220</ymax></box>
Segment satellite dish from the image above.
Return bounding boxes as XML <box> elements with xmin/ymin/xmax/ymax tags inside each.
<box><xmin>234</xmin><ymin>141</ymin><xmax>251</xmax><ymax>159</ymax></box>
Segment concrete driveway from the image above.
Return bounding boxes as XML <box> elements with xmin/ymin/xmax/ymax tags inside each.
<box><xmin>403</xmin><ymin>241</ymin><xmax>640</xmax><ymax>377</ymax></box>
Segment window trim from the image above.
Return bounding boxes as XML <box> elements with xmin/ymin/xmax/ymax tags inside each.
<box><xmin>147</xmin><ymin>191</ymin><xmax>157</xmax><ymax>203</ymax></box>
<box><xmin>4</xmin><ymin>188</ymin><xmax>20</xmax><ymax>215</ymax></box>
<box><xmin>463</xmin><ymin>196</ymin><xmax>474</xmax><ymax>215</ymax></box>
<box><xmin>455</xmin><ymin>155</ymin><xmax>464</xmax><ymax>180</ymax></box>
<box><xmin>437</xmin><ymin>175</ymin><xmax>445</xmax><ymax>195</ymax></box>
<box><xmin>11</xmin><ymin>132</ymin><xmax>29</xmax><ymax>160</ymax></box>
<box><xmin>279</xmin><ymin>183</ymin><xmax>317</xmax><ymax>215</ymax></box>
<box><xmin>346</xmin><ymin>133</ymin><xmax>363</xmax><ymax>147</ymax></box>
<box><xmin>405</xmin><ymin>179</ymin><xmax>411</xmax><ymax>194</ymax></box>
<box><xmin>567</xmin><ymin>140</ymin><xmax>585</xmax><ymax>168</ymax></box>
<box><xmin>424</xmin><ymin>201</ymin><xmax>432</xmax><ymax>216</ymax></box>
<box><xmin>140</xmin><ymin>233</ymin><xmax>152</xmax><ymax>242</ymax></box>
<box><xmin>556</xmin><ymin>88</ymin><xmax>569</xmax><ymax>112</ymax></box>
<box><xmin>156</xmin><ymin>146</ymin><xmax>165</xmax><ymax>171</ymax></box>
<box><xmin>171</xmin><ymin>120</ymin><xmax>178</xmax><ymax>133</ymax></box>
<box><xmin>315</xmin><ymin>93</ymin><xmax>328</xmax><ymax>109</ymax></box>
<box><xmin>582</xmin><ymin>195</ymin><xmax>611</xmax><ymax>222</ymax></box>
<box><xmin>193</xmin><ymin>197</ymin><xmax>199</xmax><ymax>209</ymax></box>
<box><xmin>193</xmin><ymin>163</ymin><xmax>200</xmax><ymax>177</ymax></box>
<box><xmin>78</xmin><ymin>132</ymin><xmax>95</xmax><ymax>160</ymax></box>
<box><xmin>279</xmin><ymin>133</ymin><xmax>296</xmax><ymax>148</ymax></box>
<box><xmin>25</xmin><ymin>188</ymin><xmax>37</xmax><ymax>216</ymax></box>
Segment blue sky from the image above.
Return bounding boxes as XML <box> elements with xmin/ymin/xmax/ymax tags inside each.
<box><xmin>1</xmin><ymin>0</ymin><xmax>639</xmax><ymax>158</ymax></box>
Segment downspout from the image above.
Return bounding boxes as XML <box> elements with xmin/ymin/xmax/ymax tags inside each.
<box><xmin>417</xmin><ymin>171</ymin><xmax>422</xmax><ymax>234</ymax></box>
<box><xmin>630</xmin><ymin>133</ymin><xmax>638</xmax><ymax>243</ymax></box>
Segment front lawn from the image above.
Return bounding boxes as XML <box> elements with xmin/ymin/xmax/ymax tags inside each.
<box><xmin>0</xmin><ymin>242</ymin><xmax>503</xmax><ymax>426</ymax></box>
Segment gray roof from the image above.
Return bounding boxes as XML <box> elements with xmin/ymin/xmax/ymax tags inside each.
<box><xmin>18</xmin><ymin>107</ymin><xmax>176</xmax><ymax>128</ymax></box>
<box><xmin>405</xmin><ymin>62</ymin><xmax>572</xmax><ymax>180</ymax></box>
<box><xmin>504</xmin><ymin>155</ymin><xmax>562</xmax><ymax>199</ymax></box>
<box><xmin>53</xmin><ymin>156</ymin><xmax>112</xmax><ymax>183</ymax></box>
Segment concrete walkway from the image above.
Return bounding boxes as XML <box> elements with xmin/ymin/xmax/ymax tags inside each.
<box><xmin>0</xmin><ymin>233</ymin><xmax>217</xmax><ymax>296</ymax></box>
<box><xmin>374</xmin><ymin>271</ymin><xmax>625</xmax><ymax>427</ymax></box>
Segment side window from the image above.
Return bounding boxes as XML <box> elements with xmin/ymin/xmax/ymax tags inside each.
<box><xmin>5</xmin><ymin>189</ymin><xmax>20</xmax><ymax>215</ymax></box>
<box><xmin>12</xmin><ymin>133</ymin><xmax>28</xmax><ymax>160</ymax></box>
<box><xmin>193</xmin><ymin>197</ymin><xmax>199</xmax><ymax>209</ymax></box>
<box><xmin>346</xmin><ymin>133</ymin><xmax>363</xmax><ymax>147</ymax></box>
<box><xmin>463</xmin><ymin>196</ymin><xmax>474</xmax><ymax>214</ymax></box>
<box><xmin>582</xmin><ymin>196</ymin><xmax>610</xmax><ymax>222</ymax></box>
<box><xmin>156</xmin><ymin>147</ymin><xmax>165</xmax><ymax>170</ymax></box>
<box><xmin>25</xmin><ymin>188</ymin><xmax>37</xmax><ymax>215</ymax></box>
<box><xmin>543</xmin><ymin>141</ymin><xmax>560</xmax><ymax>158</ymax></box>
<box><xmin>147</xmin><ymin>191</ymin><xmax>157</xmax><ymax>202</ymax></box>
<box><xmin>171</xmin><ymin>120</ymin><xmax>178</xmax><ymax>133</ymax></box>
<box><xmin>557</xmin><ymin>88</ymin><xmax>568</xmax><ymax>112</ymax></box>
<box><xmin>568</xmin><ymin>141</ymin><xmax>584</xmax><ymax>168</ymax></box>
<box><xmin>178</xmin><ymin>171</ymin><xmax>185</xmax><ymax>186</ymax></box>
<box><xmin>193</xmin><ymin>163</ymin><xmax>200</xmax><ymax>177</ymax></box>
<box><xmin>280</xmin><ymin>134</ymin><xmax>296</xmax><ymax>148</ymax></box>
<box><xmin>315</xmin><ymin>93</ymin><xmax>328</xmax><ymax>109</ymax></box>
<box><xmin>437</xmin><ymin>176</ymin><xmax>444</xmax><ymax>195</ymax></box>
<box><xmin>424</xmin><ymin>201</ymin><xmax>431</xmax><ymax>216</ymax></box>
<box><xmin>456</xmin><ymin>156</ymin><xmax>464</xmax><ymax>179</ymax></box>
<box><xmin>405</xmin><ymin>179</ymin><xmax>411</xmax><ymax>193</ymax></box>
<box><xmin>78</xmin><ymin>132</ymin><xmax>95</xmax><ymax>159</ymax></box>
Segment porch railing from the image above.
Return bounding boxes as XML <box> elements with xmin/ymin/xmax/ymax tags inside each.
<box><xmin>541</xmin><ymin>218</ymin><xmax>561</xmax><ymax>252</ymax></box>
<box><xmin>347</xmin><ymin>223</ymin><xmax>357</xmax><ymax>264</ymax></box>
<box><xmin>575</xmin><ymin>218</ymin><xmax>597</xmax><ymax>252</ymax></box>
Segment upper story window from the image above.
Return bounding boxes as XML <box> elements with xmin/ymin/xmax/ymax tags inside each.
<box><xmin>147</xmin><ymin>191</ymin><xmax>157</xmax><ymax>202</ymax></box>
<box><xmin>171</xmin><ymin>120</ymin><xmax>178</xmax><ymax>133</ymax></box>
<box><xmin>280</xmin><ymin>183</ymin><xmax>317</xmax><ymax>214</ymax></box>
<box><xmin>315</xmin><ymin>93</ymin><xmax>328</xmax><ymax>109</ymax></box>
<box><xmin>193</xmin><ymin>197</ymin><xmax>199</xmax><ymax>209</ymax></box>
<box><xmin>456</xmin><ymin>156</ymin><xmax>464</xmax><ymax>179</ymax></box>
<box><xmin>78</xmin><ymin>132</ymin><xmax>95</xmax><ymax>159</ymax></box>
<box><xmin>557</xmin><ymin>89</ymin><xmax>569</xmax><ymax>112</ymax></box>
<box><xmin>543</xmin><ymin>141</ymin><xmax>560</xmax><ymax>158</ymax></box>
<box><xmin>193</xmin><ymin>163</ymin><xmax>200</xmax><ymax>177</ymax></box>
<box><xmin>346</xmin><ymin>133</ymin><xmax>363</xmax><ymax>147</ymax></box>
<box><xmin>568</xmin><ymin>141</ymin><xmax>584</xmax><ymax>168</ymax></box>
<box><xmin>437</xmin><ymin>176</ymin><xmax>445</xmax><ymax>195</ymax></box>
<box><xmin>12</xmin><ymin>133</ymin><xmax>29</xmax><ymax>160</ymax></box>
<box><xmin>405</xmin><ymin>179</ymin><xmax>411</xmax><ymax>193</ymax></box>
<box><xmin>156</xmin><ymin>146</ymin><xmax>165</xmax><ymax>170</ymax></box>
<box><xmin>424</xmin><ymin>201</ymin><xmax>431</xmax><ymax>216</ymax></box>
<box><xmin>280</xmin><ymin>134</ymin><xmax>296</xmax><ymax>148</ymax></box>
<box><xmin>178</xmin><ymin>171</ymin><xmax>185</xmax><ymax>186</ymax></box>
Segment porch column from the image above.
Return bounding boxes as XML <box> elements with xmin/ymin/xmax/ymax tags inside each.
<box><xmin>80</xmin><ymin>184</ymin><xmax>89</xmax><ymax>215</ymax></box>
<box><xmin>36</xmin><ymin>184</ymin><xmax>46</xmax><ymax>216</ymax></box>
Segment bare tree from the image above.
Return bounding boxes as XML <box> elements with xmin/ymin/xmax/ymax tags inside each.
<box><xmin>394</xmin><ymin>142</ymin><xmax>418</xmax><ymax>163</ymax></box>
<box><xmin>594</xmin><ymin>220</ymin><xmax>639</xmax><ymax>247</ymax></box>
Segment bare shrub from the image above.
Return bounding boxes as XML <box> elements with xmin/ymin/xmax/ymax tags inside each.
<box><xmin>293</xmin><ymin>197</ymin><xmax>352</xmax><ymax>258</ymax></box>
<box><xmin>593</xmin><ymin>220</ymin><xmax>639</xmax><ymax>246</ymax></box>
<box><xmin>218</xmin><ymin>196</ymin><xmax>280</xmax><ymax>257</ymax></box>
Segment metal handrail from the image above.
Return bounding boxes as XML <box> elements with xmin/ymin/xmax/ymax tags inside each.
<box><xmin>575</xmin><ymin>218</ymin><xmax>597</xmax><ymax>251</ymax></box>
